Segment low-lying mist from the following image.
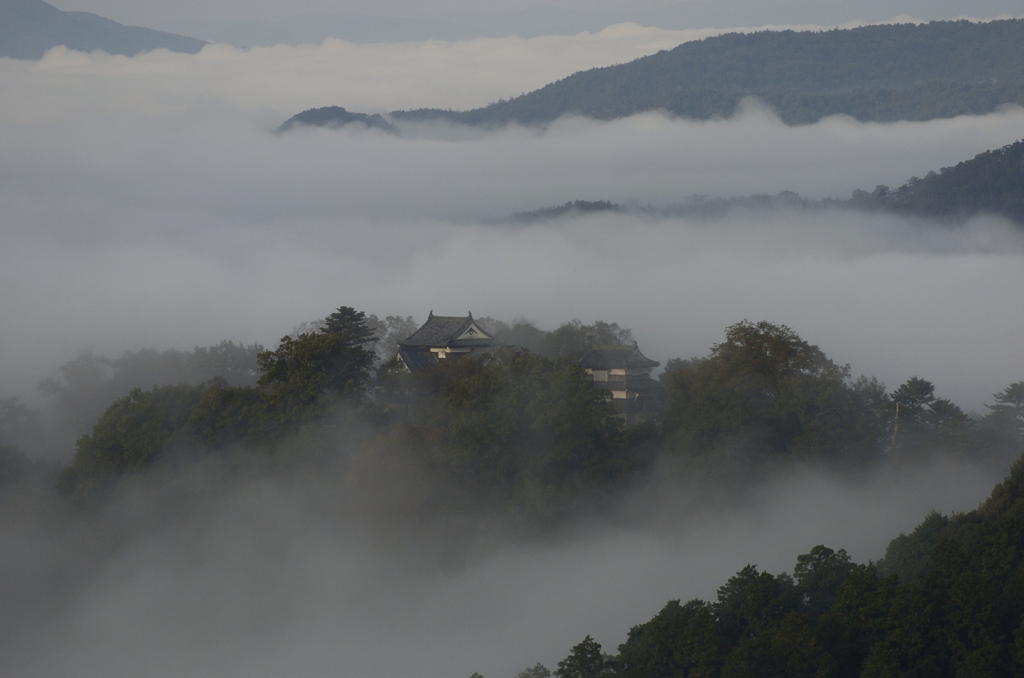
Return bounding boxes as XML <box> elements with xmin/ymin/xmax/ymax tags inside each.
<box><xmin>2</xmin><ymin>101</ymin><xmax>1024</xmax><ymax>408</ymax></box>
<box><xmin>0</xmin><ymin>20</ymin><xmax>920</xmax><ymax>122</ymax></box>
<box><xmin>0</xmin><ymin>24</ymin><xmax>722</xmax><ymax>122</ymax></box>
<box><xmin>0</xmin><ymin>433</ymin><xmax>1013</xmax><ymax>678</ymax></box>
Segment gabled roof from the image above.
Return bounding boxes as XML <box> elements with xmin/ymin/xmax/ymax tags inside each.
<box><xmin>578</xmin><ymin>343</ymin><xmax>660</xmax><ymax>370</ymax></box>
<box><xmin>397</xmin><ymin>346</ymin><xmax>440</xmax><ymax>372</ymax></box>
<box><xmin>398</xmin><ymin>312</ymin><xmax>496</xmax><ymax>349</ymax></box>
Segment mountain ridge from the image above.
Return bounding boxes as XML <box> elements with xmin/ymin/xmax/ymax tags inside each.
<box><xmin>0</xmin><ymin>0</ymin><xmax>206</xmax><ymax>60</ymax></box>
<box><xmin>276</xmin><ymin>19</ymin><xmax>1024</xmax><ymax>129</ymax></box>
<box><xmin>389</xmin><ymin>19</ymin><xmax>1024</xmax><ymax>126</ymax></box>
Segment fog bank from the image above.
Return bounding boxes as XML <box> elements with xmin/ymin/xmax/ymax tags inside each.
<box><xmin>0</xmin><ymin>24</ymin><xmax>725</xmax><ymax>121</ymax></box>
<box><xmin>1</xmin><ymin>449</ymin><xmax>1011</xmax><ymax>678</ymax></box>
<box><xmin>2</xmin><ymin>102</ymin><xmax>1023</xmax><ymax>410</ymax></box>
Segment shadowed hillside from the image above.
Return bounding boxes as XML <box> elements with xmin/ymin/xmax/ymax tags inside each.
<box><xmin>382</xmin><ymin>19</ymin><xmax>1024</xmax><ymax>127</ymax></box>
<box><xmin>0</xmin><ymin>0</ymin><xmax>206</xmax><ymax>59</ymax></box>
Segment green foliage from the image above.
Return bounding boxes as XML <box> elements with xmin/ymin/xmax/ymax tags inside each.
<box><xmin>57</xmin><ymin>383</ymin><xmax>207</xmax><ymax>496</ymax></box>
<box><xmin>323</xmin><ymin>306</ymin><xmax>378</xmax><ymax>346</ymax></box>
<box><xmin>793</xmin><ymin>546</ymin><xmax>856</xmax><ymax>619</ymax></box>
<box><xmin>720</xmin><ymin>611</ymin><xmax>833</xmax><ymax>678</ymax></box>
<box><xmin>545</xmin><ymin>320</ymin><xmax>633</xmax><ymax>362</ymax></box>
<box><xmin>979</xmin><ymin>382</ymin><xmax>1024</xmax><ymax>456</ymax></box>
<box><xmin>889</xmin><ymin>377</ymin><xmax>975</xmax><ymax>457</ymax></box>
<box><xmin>556</xmin><ymin>636</ymin><xmax>608</xmax><ymax>678</ymax></box>
<box><xmin>409</xmin><ymin>347</ymin><xmax>653</xmax><ymax>516</ymax></box>
<box><xmin>515</xmin><ymin>664</ymin><xmax>552</xmax><ymax>678</ymax></box>
<box><xmin>663</xmin><ymin>321</ymin><xmax>883</xmax><ymax>463</ymax></box>
<box><xmin>888</xmin><ymin>140</ymin><xmax>1024</xmax><ymax>224</ymax></box>
<box><xmin>186</xmin><ymin>379</ymin><xmax>267</xmax><ymax>448</ymax></box>
<box><xmin>56</xmin><ymin>307</ymin><xmax>378</xmax><ymax>498</ymax></box>
<box><xmin>562</xmin><ymin>453</ymin><xmax>1024</xmax><ymax>678</ymax></box>
<box><xmin>878</xmin><ymin>511</ymin><xmax>951</xmax><ymax>583</ymax></box>
<box><xmin>714</xmin><ymin>565</ymin><xmax>800</xmax><ymax>647</ymax></box>
<box><xmin>617</xmin><ymin>599</ymin><xmax>723</xmax><ymax>678</ymax></box>
<box><xmin>256</xmin><ymin>306</ymin><xmax>377</xmax><ymax>425</ymax></box>
<box><xmin>257</xmin><ymin>332</ymin><xmax>371</xmax><ymax>414</ymax></box>
<box><xmin>39</xmin><ymin>341</ymin><xmax>263</xmax><ymax>440</ymax></box>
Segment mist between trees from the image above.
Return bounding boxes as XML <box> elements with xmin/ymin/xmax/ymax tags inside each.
<box><xmin>2</xmin><ymin>304</ymin><xmax>1024</xmax><ymax>677</ymax></box>
<box><xmin>3</xmin><ymin>305</ymin><xmax>1020</xmax><ymax>511</ymax></box>
<box><xmin>497</xmin><ymin>448</ymin><xmax>1024</xmax><ymax>678</ymax></box>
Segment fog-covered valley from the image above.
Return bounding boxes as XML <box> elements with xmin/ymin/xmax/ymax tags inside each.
<box><xmin>2</xmin><ymin>26</ymin><xmax>1024</xmax><ymax>678</ymax></box>
<box><xmin>2</xmin><ymin>449</ymin><xmax>1011</xmax><ymax>678</ymax></box>
<box><xmin>2</xmin><ymin>83</ymin><xmax>1023</xmax><ymax>409</ymax></box>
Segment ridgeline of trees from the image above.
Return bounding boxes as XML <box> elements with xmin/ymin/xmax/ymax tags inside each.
<box><xmin>1</xmin><ymin>306</ymin><xmax>1012</xmax><ymax>513</ymax></box>
<box><xmin>510</xmin><ymin>139</ymin><xmax>1024</xmax><ymax>227</ymax></box>
<box><xmin>850</xmin><ymin>139</ymin><xmax>1024</xmax><ymax>224</ymax></box>
<box><xmin>384</xmin><ymin>19</ymin><xmax>1024</xmax><ymax>127</ymax></box>
<box><xmin>505</xmin><ymin>444</ymin><xmax>1024</xmax><ymax>678</ymax></box>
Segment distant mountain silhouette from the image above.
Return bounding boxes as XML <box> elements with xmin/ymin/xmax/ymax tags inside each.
<box><xmin>383</xmin><ymin>19</ymin><xmax>1024</xmax><ymax>126</ymax></box>
<box><xmin>276</xmin><ymin>106</ymin><xmax>399</xmax><ymax>134</ymax></box>
<box><xmin>0</xmin><ymin>0</ymin><xmax>206</xmax><ymax>59</ymax></box>
<box><xmin>503</xmin><ymin>140</ymin><xmax>1024</xmax><ymax>226</ymax></box>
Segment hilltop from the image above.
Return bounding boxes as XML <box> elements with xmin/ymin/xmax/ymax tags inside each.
<box><xmin>281</xmin><ymin>20</ymin><xmax>1024</xmax><ymax>130</ymax></box>
<box><xmin>392</xmin><ymin>19</ymin><xmax>1024</xmax><ymax>126</ymax></box>
<box><xmin>0</xmin><ymin>0</ymin><xmax>206</xmax><ymax>60</ymax></box>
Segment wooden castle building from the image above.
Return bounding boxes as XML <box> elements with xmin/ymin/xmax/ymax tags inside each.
<box><xmin>397</xmin><ymin>311</ymin><xmax>498</xmax><ymax>373</ymax></box>
<box><xmin>577</xmin><ymin>343</ymin><xmax>663</xmax><ymax>419</ymax></box>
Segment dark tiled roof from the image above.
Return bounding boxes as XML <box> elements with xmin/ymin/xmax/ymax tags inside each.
<box><xmin>399</xmin><ymin>313</ymin><xmax>495</xmax><ymax>348</ymax></box>
<box><xmin>398</xmin><ymin>347</ymin><xmax>439</xmax><ymax>373</ymax></box>
<box><xmin>578</xmin><ymin>344</ymin><xmax>660</xmax><ymax>370</ymax></box>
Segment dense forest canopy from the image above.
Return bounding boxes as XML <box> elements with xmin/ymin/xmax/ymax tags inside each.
<box><xmin>856</xmin><ymin>139</ymin><xmax>1024</xmax><ymax>224</ymax></box>
<box><xmin>1</xmin><ymin>305</ymin><xmax>1014</xmax><ymax>512</ymax></box>
<box><xmin>515</xmin><ymin>450</ymin><xmax>1024</xmax><ymax>678</ymax></box>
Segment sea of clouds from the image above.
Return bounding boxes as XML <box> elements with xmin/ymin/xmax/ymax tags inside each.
<box><xmin>2</xmin><ymin>27</ymin><xmax>1024</xmax><ymax>678</ymax></box>
<box><xmin>2</xmin><ymin>31</ymin><xmax>1023</xmax><ymax>408</ymax></box>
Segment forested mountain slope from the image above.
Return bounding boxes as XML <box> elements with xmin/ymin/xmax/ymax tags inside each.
<box><xmin>0</xmin><ymin>0</ymin><xmax>206</xmax><ymax>59</ymax></box>
<box><xmin>878</xmin><ymin>139</ymin><xmax>1024</xmax><ymax>223</ymax></box>
<box><xmin>385</xmin><ymin>19</ymin><xmax>1024</xmax><ymax>126</ymax></box>
<box><xmin>535</xmin><ymin>450</ymin><xmax>1024</xmax><ymax>678</ymax></box>
<box><xmin>507</xmin><ymin>139</ymin><xmax>1024</xmax><ymax>226</ymax></box>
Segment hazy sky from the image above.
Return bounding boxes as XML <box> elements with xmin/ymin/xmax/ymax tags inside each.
<box><xmin>46</xmin><ymin>0</ymin><xmax>1024</xmax><ymax>34</ymax></box>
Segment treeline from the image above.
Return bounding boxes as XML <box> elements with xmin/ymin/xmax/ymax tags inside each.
<box><xmin>509</xmin><ymin>139</ymin><xmax>1024</xmax><ymax>226</ymax></box>
<box><xmin>850</xmin><ymin>139</ymin><xmax>1024</xmax><ymax>225</ymax></box>
<box><xmin>10</xmin><ymin>307</ymin><xmax>1019</xmax><ymax>521</ymax></box>
<box><xmin>661</xmin><ymin>320</ymin><xmax>1018</xmax><ymax>465</ymax></box>
<box><xmin>45</xmin><ymin>311</ymin><xmax>656</xmax><ymax>517</ymax></box>
<box><xmin>386</xmin><ymin>19</ymin><xmax>1024</xmax><ymax>127</ymax></box>
<box><xmin>506</xmin><ymin>449</ymin><xmax>1024</xmax><ymax>678</ymax></box>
